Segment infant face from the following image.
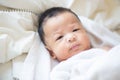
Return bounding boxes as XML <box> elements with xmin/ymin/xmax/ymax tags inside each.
<box><xmin>43</xmin><ymin>12</ymin><xmax>91</xmax><ymax>61</ymax></box>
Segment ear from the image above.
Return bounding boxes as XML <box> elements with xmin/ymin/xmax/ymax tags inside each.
<box><xmin>45</xmin><ymin>46</ymin><xmax>57</xmax><ymax>59</ymax></box>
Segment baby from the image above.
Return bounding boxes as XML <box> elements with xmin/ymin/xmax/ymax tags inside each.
<box><xmin>38</xmin><ymin>7</ymin><xmax>111</xmax><ymax>61</ymax></box>
<box><xmin>38</xmin><ymin>7</ymin><xmax>114</xmax><ymax>80</ymax></box>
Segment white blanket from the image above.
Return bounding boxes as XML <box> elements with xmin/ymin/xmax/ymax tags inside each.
<box><xmin>50</xmin><ymin>45</ymin><xmax>120</xmax><ymax>80</ymax></box>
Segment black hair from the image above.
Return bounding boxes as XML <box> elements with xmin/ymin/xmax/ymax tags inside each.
<box><xmin>38</xmin><ymin>7</ymin><xmax>80</xmax><ymax>45</ymax></box>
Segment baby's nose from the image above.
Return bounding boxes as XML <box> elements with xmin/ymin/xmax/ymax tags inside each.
<box><xmin>66</xmin><ymin>33</ymin><xmax>76</xmax><ymax>42</ymax></box>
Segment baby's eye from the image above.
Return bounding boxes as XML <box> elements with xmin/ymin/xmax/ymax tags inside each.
<box><xmin>56</xmin><ymin>36</ymin><xmax>63</xmax><ymax>41</ymax></box>
<box><xmin>73</xmin><ymin>28</ymin><xmax>80</xmax><ymax>32</ymax></box>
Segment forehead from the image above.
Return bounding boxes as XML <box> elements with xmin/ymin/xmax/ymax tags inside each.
<box><xmin>43</xmin><ymin>12</ymin><xmax>80</xmax><ymax>34</ymax></box>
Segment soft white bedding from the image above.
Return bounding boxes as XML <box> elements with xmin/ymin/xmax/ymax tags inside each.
<box><xmin>50</xmin><ymin>45</ymin><xmax>120</xmax><ymax>80</ymax></box>
<box><xmin>0</xmin><ymin>0</ymin><xmax>120</xmax><ymax>80</ymax></box>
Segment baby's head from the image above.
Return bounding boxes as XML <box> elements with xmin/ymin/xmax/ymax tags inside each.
<box><xmin>38</xmin><ymin>7</ymin><xmax>91</xmax><ymax>61</ymax></box>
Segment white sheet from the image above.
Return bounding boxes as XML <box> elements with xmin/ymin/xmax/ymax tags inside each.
<box><xmin>0</xmin><ymin>11</ymin><xmax>36</xmax><ymax>63</ymax></box>
<box><xmin>0</xmin><ymin>0</ymin><xmax>74</xmax><ymax>13</ymax></box>
<box><xmin>0</xmin><ymin>11</ymin><xmax>37</xmax><ymax>80</ymax></box>
<box><xmin>20</xmin><ymin>33</ymin><xmax>51</xmax><ymax>80</ymax></box>
<box><xmin>50</xmin><ymin>45</ymin><xmax>120</xmax><ymax>80</ymax></box>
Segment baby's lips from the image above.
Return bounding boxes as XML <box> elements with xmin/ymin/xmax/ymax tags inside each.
<box><xmin>70</xmin><ymin>43</ymin><xmax>80</xmax><ymax>51</ymax></box>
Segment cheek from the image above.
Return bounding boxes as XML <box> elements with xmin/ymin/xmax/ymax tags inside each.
<box><xmin>53</xmin><ymin>43</ymin><xmax>68</xmax><ymax>54</ymax></box>
<box><xmin>53</xmin><ymin>43</ymin><xmax>69</xmax><ymax>59</ymax></box>
<box><xmin>77</xmin><ymin>32</ymin><xmax>90</xmax><ymax>44</ymax></box>
<box><xmin>81</xmin><ymin>34</ymin><xmax>91</xmax><ymax>47</ymax></box>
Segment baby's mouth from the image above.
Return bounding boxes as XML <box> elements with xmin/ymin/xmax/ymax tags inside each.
<box><xmin>70</xmin><ymin>44</ymin><xmax>80</xmax><ymax>51</ymax></box>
